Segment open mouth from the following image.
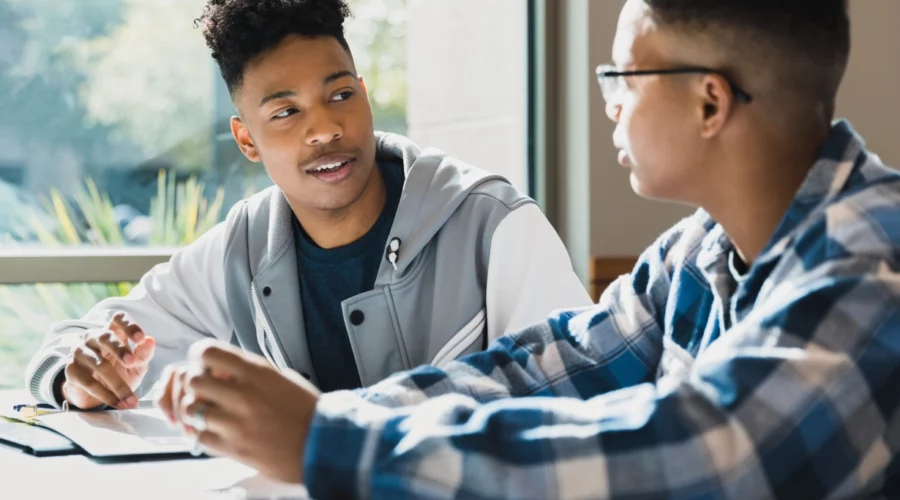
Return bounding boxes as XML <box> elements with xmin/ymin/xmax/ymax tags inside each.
<box><xmin>306</xmin><ymin>157</ymin><xmax>355</xmax><ymax>184</ymax></box>
<box><xmin>309</xmin><ymin>160</ymin><xmax>350</xmax><ymax>173</ymax></box>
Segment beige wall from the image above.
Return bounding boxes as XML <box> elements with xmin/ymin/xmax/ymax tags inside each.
<box><xmin>580</xmin><ymin>0</ymin><xmax>900</xmax><ymax>262</ymax></box>
<box><xmin>406</xmin><ymin>0</ymin><xmax>529</xmax><ymax>192</ymax></box>
<box><xmin>836</xmin><ymin>1</ymin><xmax>900</xmax><ymax>166</ymax></box>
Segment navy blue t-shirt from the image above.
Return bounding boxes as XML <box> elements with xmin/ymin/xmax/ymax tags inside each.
<box><xmin>294</xmin><ymin>162</ymin><xmax>404</xmax><ymax>392</ymax></box>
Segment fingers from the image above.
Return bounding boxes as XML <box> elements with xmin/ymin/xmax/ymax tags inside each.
<box><xmin>85</xmin><ymin>330</ymin><xmax>135</xmax><ymax>368</ymax></box>
<box><xmin>61</xmin><ymin>372</ymin><xmax>107</xmax><ymax>411</ymax></box>
<box><xmin>72</xmin><ymin>347</ymin><xmax>138</xmax><ymax>409</ymax></box>
<box><xmin>64</xmin><ymin>359</ymin><xmax>120</xmax><ymax>409</ymax></box>
<box><xmin>194</xmin><ymin>429</ymin><xmax>228</xmax><ymax>457</ymax></box>
<box><xmin>171</xmin><ymin>368</ymin><xmax>188</xmax><ymax>425</ymax></box>
<box><xmin>188</xmin><ymin>340</ymin><xmax>265</xmax><ymax>381</ymax></box>
<box><xmin>108</xmin><ymin>312</ymin><xmax>146</xmax><ymax>344</ymax></box>
<box><xmin>155</xmin><ymin>365</ymin><xmax>179</xmax><ymax>423</ymax></box>
<box><xmin>185</xmin><ymin>371</ymin><xmax>246</xmax><ymax>414</ymax></box>
<box><xmin>181</xmin><ymin>400</ymin><xmax>236</xmax><ymax>436</ymax></box>
<box><xmin>60</xmin><ymin>314</ymin><xmax>150</xmax><ymax>411</ymax></box>
<box><xmin>132</xmin><ymin>336</ymin><xmax>156</xmax><ymax>364</ymax></box>
<box><xmin>187</xmin><ymin>403</ymin><xmax>235</xmax><ymax>458</ymax></box>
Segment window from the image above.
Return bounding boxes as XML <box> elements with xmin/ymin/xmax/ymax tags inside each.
<box><xmin>0</xmin><ymin>0</ymin><xmax>409</xmax><ymax>250</ymax></box>
<box><xmin>0</xmin><ymin>0</ymin><xmax>532</xmax><ymax>388</ymax></box>
<box><xmin>0</xmin><ymin>282</ymin><xmax>135</xmax><ymax>388</ymax></box>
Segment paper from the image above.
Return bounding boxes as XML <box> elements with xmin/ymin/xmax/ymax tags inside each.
<box><xmin>37</xmin><ymin>406</ymin><xmax>193</xmax><ymax>457</ymax></box>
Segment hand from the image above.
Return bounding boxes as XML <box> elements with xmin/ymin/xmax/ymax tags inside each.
<box><xmin>154</xmin><ymin>363</ymin><xmax>190</xmax><ymax>431</ymax></box>
<box><xmin>62</xmin><ymin>312</ymin><xmax>156</xmax><ymax>410</ymax></box>
<box><xmin>159</xmin><ymin>340</ymin><xmax>321</xmax><ymax>484</ymax></box>
<box><xmin>154</xmin><ymin>360</ymin><xmax>226</xmax><ymax>435</ymax></box>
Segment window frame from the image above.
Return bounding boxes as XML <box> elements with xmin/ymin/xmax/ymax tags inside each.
<box><xmin>0</xmin><ymin>248</ymin><xmax>175</xmax><ymax>284</ymax></box>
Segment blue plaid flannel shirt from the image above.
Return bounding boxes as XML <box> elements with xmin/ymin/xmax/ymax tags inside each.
<box><xmin>304</xmin><ymin>120</ymin><xmax>900</xmax><ymax>499</ymax></box>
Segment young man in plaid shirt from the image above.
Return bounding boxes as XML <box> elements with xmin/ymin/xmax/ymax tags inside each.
<box><xmin>166</xmin><ymin>0</ymin><xmax>900</xmax><ymax>497</ymax></box>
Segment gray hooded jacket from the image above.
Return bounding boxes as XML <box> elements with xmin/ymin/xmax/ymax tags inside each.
<box><xmin>27</xmin><ymin>133</ymin><xmax>590</xmax><ymax>404</ymax></box>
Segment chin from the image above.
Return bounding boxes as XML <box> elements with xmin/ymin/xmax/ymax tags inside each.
<box><xmin>629</xmin><ymin>172</ymin><xmax>652</xmax><ymax>199</ymax></box>
<box><xmin>284</xmin><ymin>185</ymin><xmax>363</xmax><ymax>213</ymax></box>
<box><xmin>629</xmin><ymin>173</ymin><xmax>673</xmax><ymax>202</ymax></box>
<box><xmin>313</xmin><ymin>193</ymin><xmax>362</xmax><ymax>212</ymax></box>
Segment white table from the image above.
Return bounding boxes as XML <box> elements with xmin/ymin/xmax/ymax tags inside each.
<box><xmin>0</xmin><ymin>390</ymin><xmax>310</xmax><ymax>499</ymax></box>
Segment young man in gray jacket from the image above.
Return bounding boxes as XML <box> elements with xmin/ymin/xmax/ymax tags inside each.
<box><xmin>25</xmin><ymin>0</ymin><xmax>589</xmax><ymax>410</ymax></box>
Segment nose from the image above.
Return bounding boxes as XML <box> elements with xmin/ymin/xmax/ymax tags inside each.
<box><xmin>305</xmin><ymin>107</ymin><xmax>343</xmax><ymax>146</ymax></box>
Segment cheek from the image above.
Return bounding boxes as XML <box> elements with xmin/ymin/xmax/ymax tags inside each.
<box><xmin>343</xmin><ymin>102</ymin><xmax>374</xmax><ymax>140</ymax></box>
<box><xmin>256</xmin><ymin>131</ymin><xmax>305</xmax><ymax>174</ymax></box>
<box><xmin>624</xmin><ymin>101</ymin><xmax>692</xmax><ymax>171</ymax></box>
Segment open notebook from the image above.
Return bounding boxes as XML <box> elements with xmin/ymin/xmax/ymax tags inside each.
<box><xmin>34</xmin><ymin>402</ymin><xmax>195</xmax><ymax>457</ymax></box>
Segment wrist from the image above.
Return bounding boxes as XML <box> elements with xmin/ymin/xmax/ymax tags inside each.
<box><xmin>301</xmin><ymin>392</ymin><xmax>378</xmax><ymax>498</ymax></box>
<box><xmin>52</xmin><ymin>370</ymin><xmax>67</xmax><ymax>406</ymax></box>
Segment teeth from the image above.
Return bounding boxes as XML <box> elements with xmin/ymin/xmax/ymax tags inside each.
<box><xmin>313</xmin><ymin>161</ymin><xmax>346</xmax><ymax>173</ymax></box>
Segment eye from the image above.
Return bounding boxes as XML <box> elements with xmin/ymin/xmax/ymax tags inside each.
<box><xmin>273</xmin><ymin>108</ymin><xmax>298</xmax><ymax>120</ymax></box>
<box><xmin>332</xmin><ymin>91</ymin><xmax>353</xmax><ymax>102</ymax></box>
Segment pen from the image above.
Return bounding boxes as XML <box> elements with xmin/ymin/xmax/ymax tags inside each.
<box><xmin>12</xmin><ymin>403</ymin><xmax>60</xmax><ymax>419</ymax></box>
<box><xmin>12</xmin><ymin>403</ymin><xmax>55</xmax><ymax>412</ymax></box>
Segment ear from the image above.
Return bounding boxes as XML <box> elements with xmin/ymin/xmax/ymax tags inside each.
<box><xmin>231</xmin><ymin>116</ymin><xmax>261</xmax><ymax>163</ymax></box>
<box><xmin>359</xmin><ymin>75</ymin><xmax>369</xmax><ymax>97</ymax></box>
<box><xmin>697</xmin><ymin>73</ymin><xmax>735</xmax><ymax>139</ymax></box>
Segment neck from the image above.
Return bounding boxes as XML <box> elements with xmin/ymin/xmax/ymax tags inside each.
<box><xmin>292</xmin><ymin>163</ymin><xmax>386</xmax><ymax>249</ymax></box>
<box><xmin>703</xmin><ymin>125</ymin><xmax>829</xmax><ymax>264</ymax></box>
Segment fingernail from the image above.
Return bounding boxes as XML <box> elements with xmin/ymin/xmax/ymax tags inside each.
<box><xmin>123</xmin><ymin>354</ymin><xmax>135</xmax><ymax>365</ymax></box>
<box><xmin>133</xmin><ymin>332</ymin><xmax>145</xmax><ymax>342</ymax></box>
<box><xmin>126</xmin><ymin>396</ymin><xmax>138</xmax><ymax>407</ymax></box>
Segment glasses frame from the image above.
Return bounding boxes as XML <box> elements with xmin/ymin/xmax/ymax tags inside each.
<box><xmin>595</xmin><ymin>64</ymin><xmax>754</xmax><ymax>104</ymax></box>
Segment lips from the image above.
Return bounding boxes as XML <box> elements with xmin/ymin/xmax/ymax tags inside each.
<box><xmin>617</xmin><ymin>149</ymin><xmax>632</xmax><ymax>167</ymax></box>
<box><xmin>304</xmin><ymin>154</ymin><xmax>356</xmax><ymax>174</ymax></box>
<box><xmin>303</xmin><ymin>153</ymin><xmax>357</xmax><ymax>184</ymax></box>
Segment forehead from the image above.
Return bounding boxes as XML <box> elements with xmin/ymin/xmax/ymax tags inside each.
<box><xmin>236</xmin><ymin>35</ymin><xmax>356</xmax><ymax>103</ymax></box>
<box><xmin>612</xmin><ymin>0</ymin><xmax>674</xmax><ymax>67</ymax></box>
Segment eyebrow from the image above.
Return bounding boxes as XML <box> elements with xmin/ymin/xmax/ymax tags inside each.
<box><xmin>259</xmin><ymin>90</ymin><xmax>296</xmax><ymax>108</ymax></box>
<box><xmin>324</xmin><ymin>70</ymin><xmax>356</xmax><ymax>86</ymax></box>
<box><xmin>258</xmin><ymin>70</ymin><xmax>358</xmax><ymax>108</ymax></box>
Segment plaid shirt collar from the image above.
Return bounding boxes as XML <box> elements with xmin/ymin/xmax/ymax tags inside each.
<box><xmin>695</xmin><ymin>119</ymin><xmax>863</xmax><ymax>326</ymax></box>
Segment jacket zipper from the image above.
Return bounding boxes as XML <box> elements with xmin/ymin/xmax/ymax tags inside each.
<box><xmin>250</xmin><ymin>282</ymin><xmax>288</xmax><ymax>370</ymax></box>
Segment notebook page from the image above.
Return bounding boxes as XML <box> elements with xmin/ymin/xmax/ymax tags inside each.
<box><xmin>37</xmin><ymin>406</ymin><xmax>193</xmax><ymax>457</ymax></box>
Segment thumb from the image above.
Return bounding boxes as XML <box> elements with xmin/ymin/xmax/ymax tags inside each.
<box><xmin>133</xmin><ymin>336</ymin><xmax>156</xmax><ymax>364</ymax></box>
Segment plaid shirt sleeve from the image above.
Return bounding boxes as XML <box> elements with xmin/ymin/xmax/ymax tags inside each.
<box><xmin>350</xmin><ymin>226</ymin><xmax>676</xmax><ymax>411</ymax></box>
<box><xmin>304</xmin><ymin>256</ymin><xmax>900</xmax><ymax>499</ymax></box>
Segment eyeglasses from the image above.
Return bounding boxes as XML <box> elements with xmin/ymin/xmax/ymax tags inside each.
<box><xmin>595</xmin><ymin>64</ymin><xmax>753</xmax><ymax>105</ymax></box>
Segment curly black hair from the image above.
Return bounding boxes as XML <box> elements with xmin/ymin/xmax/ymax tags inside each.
<box><xmin>197</xmin><ymin>0</ymin><xmax>353</xmax><ymax>94</ymax></box>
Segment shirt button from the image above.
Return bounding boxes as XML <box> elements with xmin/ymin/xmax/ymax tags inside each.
<box><xmin>262</xmin><ymin>286</ymin><xmax>272</xmax><ymax>297</ymax></box>
<box><xmin>349</xmin><ymin>310</ymin><xmax>365</xmax><ymax>326</ymax></box>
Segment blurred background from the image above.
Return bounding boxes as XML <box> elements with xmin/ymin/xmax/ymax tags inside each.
<box><xmin>0</xmin><ymin>0</ymin><xmax>897</xmax><ymax>388</ymax></box>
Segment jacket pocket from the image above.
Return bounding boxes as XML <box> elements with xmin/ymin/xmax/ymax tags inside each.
<box><xmin>431</xmin><ymin>308</ymin><xmax>486</xmax><ymax>368</ymax></box>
